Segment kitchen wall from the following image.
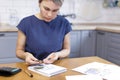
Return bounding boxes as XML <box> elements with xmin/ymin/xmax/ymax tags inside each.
<box><xmin>0</xmin><ymin>0</ymin><xmax>39</xmax><ymax>26</ymax></box>
<box><xmin>0</xmin><ymin>0</ymin><xmax>120</xmax><ymax>27</ymax></box>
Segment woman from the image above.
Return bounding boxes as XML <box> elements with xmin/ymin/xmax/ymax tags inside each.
<box><xmin>16</xmin><ymin>0</ymin><xmax>72</xmax><ymax>65</ymax></box>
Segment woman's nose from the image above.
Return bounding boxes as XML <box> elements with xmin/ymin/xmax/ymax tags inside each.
<box><xmin>47</xmin><ymin>11</ymin><xmax>53</xmax><ymax>17</ymax></box>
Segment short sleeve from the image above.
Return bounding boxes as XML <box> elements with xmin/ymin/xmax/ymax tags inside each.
<box><xmin>65</xmin><ymin>20</ymin><xmax>72</xmax><ymax>35</ymax></box>
<box><xmin>16</xmin><ymin>18</ymin><xmax>28</xmax><ymax>35</ymax></box>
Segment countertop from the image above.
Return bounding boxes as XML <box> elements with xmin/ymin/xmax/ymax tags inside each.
<box><xmin>73</xmin><ymin>25</ymin><xmax>120</xmax><ymax>33</ymax></box>
<box><xmin>0</xmin><ymin>26</ymin><xmax>18</xmax><ymax>32</ymax></box>
<box><xmin>0</xmin><ymin>25</ymin><xmax>120</xmax><ymax>33</ymax></box>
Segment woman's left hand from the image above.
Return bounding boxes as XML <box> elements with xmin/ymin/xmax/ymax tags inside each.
<box><xmin>43</xmin><ymin>52</ymin><xmax>59</xmax><ymax>64</ymax></box>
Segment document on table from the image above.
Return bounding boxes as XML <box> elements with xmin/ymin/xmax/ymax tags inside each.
<box><xmin>72</xmin><ymin>62</ymin><xmax>120</xmax><ymax>80</ymax></box>
<box><xmin>66</xmin><ymin>75</ymin><xmax>102</xmax><ymax>80</ymax></box>
<box><xmin>28</xmin><ymin>64</ymin><xmax>67</xmax><ymax>77</ymax></box>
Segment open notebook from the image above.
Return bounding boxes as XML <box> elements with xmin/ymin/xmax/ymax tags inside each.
<box><xmin>28</xmin><ymin>64</ymin><xmax>67</xmax><ymax>77</ymax></box>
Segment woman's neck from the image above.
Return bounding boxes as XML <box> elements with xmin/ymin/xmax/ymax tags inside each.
<box><xmin>35</xmin><ymin>13</ymin><xmax>43</xmax><ymax>20</ymax></box>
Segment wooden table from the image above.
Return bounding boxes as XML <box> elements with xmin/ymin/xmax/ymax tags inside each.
<box><xmin>0</xmin><ymin>56</ymin><xmax>114</xmax><ymax>80</ymax></box>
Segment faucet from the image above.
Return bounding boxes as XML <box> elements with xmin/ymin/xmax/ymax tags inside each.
<box><xmin>61</xmin><ymin>13</ymin><xmax>76</xmax><ymax>19</ymax></box>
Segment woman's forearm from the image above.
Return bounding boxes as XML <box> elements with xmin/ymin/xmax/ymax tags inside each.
<box><xmin>16</xmin><ymin>50</ymin><xmax>28</xmax><ymax>60</ymax></box>
<box><xmin>56</xmin><ymin>49</ymin><xmax>70</xmax><ymax>58</ymax></box>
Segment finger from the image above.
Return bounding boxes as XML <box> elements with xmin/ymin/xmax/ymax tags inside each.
<box><xmin>43</xmin><ymin>58</ymin><xmax>54</xmax><ymax>64</ymax></box>
<box><xmin>29</xmin><ymin>60</ymin><xmax>40</xmax><ymax>65</ymax></box>
<box><xmin>31</xmin><ymin>57</ymin><xmax>38</xmax><ymax>61</ymax></box>
<box><xmin>34</xmin><ymin>60</ymin><xmax>43</xmax><ymax>64</ymax></box>
<box><xmin>26</xmin><ymin>59</ymin><xmax>40</xmax><ymax>65</ymax></box>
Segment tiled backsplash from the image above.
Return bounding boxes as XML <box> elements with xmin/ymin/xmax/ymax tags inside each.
<box><xmin>0</xmin><ymin>0</ymin><xmax>120</xmax><ymax>27</ymax></box>
<box><xmin>0</xmin><ymin>0</ymin><xmax>39</xmax><ymax>26</ymax></box>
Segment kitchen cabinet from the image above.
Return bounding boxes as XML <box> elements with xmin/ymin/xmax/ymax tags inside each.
<box><xmin>0</xmin><ymin>32</ymin><xmax>22</xmax><ymax>63</ymax></box>
<box><xmin>106</xmin><ymin>32</ymin><xmax>120</xmax><ymax>65</ymax></box>
<box><xmin>69</xmin><ymin>30</ymin><xmax>81</xmax><ymax>58</ymax></box>
<box><xmin>1</xmin><ymin>29</ymin><xmax>120</xmax><ymax>65</ymax></box>
<box><xmin>69</xmin><ymin>30</ymin><xmax>96</xmax><ymax>58</ymax></box>
<box><xmin>96</xmin><ymin>31</ymin><xmax>108</xmax><ymax>59</ymax></box>
<box><xmin>96</xmin><ymin>30</ymin><xmax>120</xmax><ymax>65</ymax></box>
<box><xmin>81</xmin><ymin>30</ymin><xmax>96</xmax><ymax>57</ymax></box>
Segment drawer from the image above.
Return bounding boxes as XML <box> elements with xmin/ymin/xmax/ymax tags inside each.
<box><xmin>107</xmin><ymin>47</ymin><xmax>120</xmax><ymax>61</ymax></box>
<box><xmin>107</xmin><ymin>56</ymin><xmax>120</xmax><ymax>65</ymax></box>
<box><xmin>108</xmin><ymin>32</ymin><xmax>120</xmax><ymax>40</ymax></box>
<box><xmin>0</xmin><ymin>32</ymin><xmax>17</xmax><ymax>37</ymax></box>
<box><xmin>107</xmin><ymin>47</ymin><xmax>120</xmax><ymax>65</ymax></box>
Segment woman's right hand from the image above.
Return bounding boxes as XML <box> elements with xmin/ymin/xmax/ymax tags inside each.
<box><xmin>25</xmin><ymin>52</ymin><xmax>42</xmax><ymax>65</ymax></box>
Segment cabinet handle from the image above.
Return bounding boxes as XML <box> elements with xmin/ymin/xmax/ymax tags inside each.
<box><xmin>89</xmin><ymin>31</ymin><xmax>91</xmax><ymax>37</ymax></box>
<box><xmin>97</xmin><ymin>32</ymin><xmax>105</xmax><ymax>35</ymax></box>
<box><xmin>0</xmin><ymin>34</ymin><xmax>5</xmax><ymax>36</ymax></box>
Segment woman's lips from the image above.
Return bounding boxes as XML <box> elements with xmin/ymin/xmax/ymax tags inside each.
<box><xmin>46</xmin><ymin>18</ymin><xmax>52</xmax><ymax>20</ymax></box>
<box><xmin>44</xmin><ymin>18</ymin><xmax>52</xmax><ymax>22</ymax></box>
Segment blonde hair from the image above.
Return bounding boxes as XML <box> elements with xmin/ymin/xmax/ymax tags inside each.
<box><xmin>39</xmin><ymin>0</ymin><xmax>64</xmax><ymax>6</ymax></box>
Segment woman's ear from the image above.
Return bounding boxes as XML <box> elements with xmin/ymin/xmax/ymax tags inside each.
<box><xmin>39</xmin><ymin>3</ymin><xmax>40</xmax><ymax>8</ymax></box>
<box><xmin>38</xmin><ymin>2</ymin><xmax>41</xmax><ymax>8</ymax></box>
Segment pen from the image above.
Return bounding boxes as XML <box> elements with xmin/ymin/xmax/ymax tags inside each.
<box><xmin>24</xmin><ymin>70</ymin><xmax>33</xmax><ymax>77</ymax></box>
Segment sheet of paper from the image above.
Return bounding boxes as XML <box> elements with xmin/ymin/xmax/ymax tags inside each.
<box><xmin>72</xmin><ymin>62</ymin><xmax>120</xmax><ymax>80</ymax></box>
<box><xmin>66</xmin><ymin>75</ymin><xmax>102</xmax><ymax>80</ymax></box>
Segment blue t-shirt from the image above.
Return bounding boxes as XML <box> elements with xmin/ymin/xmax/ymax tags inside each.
<box><xmin>17</xmin><ymin>15</ymin><xmax>72</xmax><ymax>60</ymax></box>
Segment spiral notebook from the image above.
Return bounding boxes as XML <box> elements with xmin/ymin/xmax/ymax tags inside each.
<box><xmin>28</xmin><ymin>64</ymin><xmax>67</xmax><ymax>77</ymax></box>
